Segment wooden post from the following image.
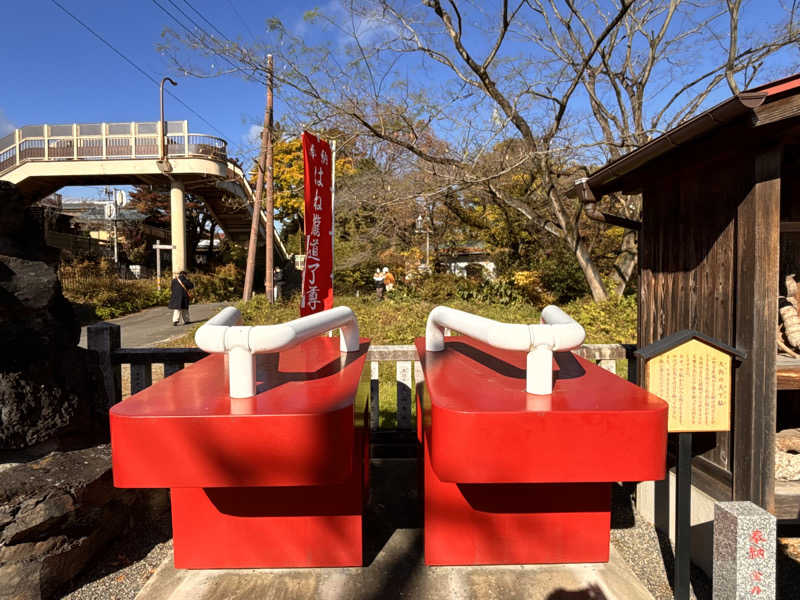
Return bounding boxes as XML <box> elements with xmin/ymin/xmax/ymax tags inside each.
<box><xmin>264</xmin><ymin>54</ymin><xmax>275</xmax><ymax>303</ymax></box>
<box><xmin>597</xmin><ymin>358</ymin><xmax>616</xmax><ymax>374</ymax></box>
<box><xmin>370</xmin><ymin>361</ymin><xmax>380</xmax><ymax>431</ymax></box>
<box><xmin>733</xmin><ymin>146</ymin><xmax>781</xmax><ymax>511</ymax></box>
<box><xmin>675</xmin><ymin>432</ymin><xmax>692</xmax><ymax>600</ymax></box>
<box><xmin>396</xmin><ymin>361</ymin><xmax>412</xmax><ymax>430</ymax></box>
<box><xmin>87</xmin><ymin>322</ymin><xmax>121</xmax><ymax>412</ymax></box>
<box><xmin>164</xmin><ymin>362</ymin><xmax>184</xmax><ymax>378</ymax></box>
<box><xmin>243</xmin><ymin>59</ymin><xmax>272</xmax><ymax>302</ymax></box>
<box><xmin>131</xmin><ymin>363</ymin><xmax>153</xmax><ymax>395</ymax></box>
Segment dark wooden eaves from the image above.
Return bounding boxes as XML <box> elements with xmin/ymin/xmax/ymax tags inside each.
<box><xmin>634</xmin><ymin>329</ymin><xmax>747</xmax><ymax>361</ymax></box>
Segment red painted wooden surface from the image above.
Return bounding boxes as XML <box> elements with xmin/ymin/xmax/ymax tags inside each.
<box><xmin>415</xmin><ymin>337</ymin><xmax>667</xmax><ymax>484</ymax></box>
<box><xmin>110</xmin><ymin>336</ymin><xmax>370</xmax><ymax>568</ymax></box>
<box><xmin>171</xmin><ymin>430</ymin><xmax>365</xmax><ymax>569</ymax></box>
<box><xmin>111</xmin><ymin>338</ymin><xmax>370</xmax><ymax>488</ymax></box>
<box><xmin>416</xmin><ymin>336</ymin><xmax>667</xmax><ymax>565</ymax></box>
<box><xmin>423</xmin><ymin>433</ymin><xmax>611</xmax><ymax>565</ymax></box>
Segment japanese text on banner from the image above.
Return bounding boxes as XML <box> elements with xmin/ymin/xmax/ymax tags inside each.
<box><xmin>300</xmin><ymin>132</ymin><xmax>333</xmax><ymax>316</ymax></box>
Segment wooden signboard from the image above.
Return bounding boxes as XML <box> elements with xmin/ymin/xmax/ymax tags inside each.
<box><xmin>645</xmin><ymin>339</ymin><xmax>732</xmax><ymax>432</ymax></box>
<box><xmin>635</xmin><ymin>330</ymin><xmax>745</xmax><ymax>600</ymax></box>
<box><xmin>637</xmin><ymin>331</ymin><xmax>745</xmax><ymax>434</ymax></box>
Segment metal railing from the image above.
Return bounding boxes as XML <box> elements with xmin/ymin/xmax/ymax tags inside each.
<box><xmin>86</xmin><ymin>322</ymin><xmax>637</xmax><ymax>435</ymax></box>
<box><xmin>0</xmin><ymin>121</ymin><xmax>227</xmax><ymax>175</ymax></box>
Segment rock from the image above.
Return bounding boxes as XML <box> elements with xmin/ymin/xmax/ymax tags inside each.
<box><xmin>0</xmin><ymin>347</ymin><xmax>95</xmax><ymax>449</ymax></box>
<box><xmin>2</xmin><ymin>493</ymin><xmax>75</xmax><ymax>545</ymax></box>
<box><xmin>775</xmin><ymin>450</ymin><xmax>800</xmax><ymax>481</ymax></box>
<box><xmin>0</xmin><ymin>445</ymin><xmax>162</xmax><ymax>600</ymax></box>
<box><xmin>776</xmin><ymin>428</ymin><xmax>800</xmax><ymax>453</ymax></box>
<box><xmin>0</xmin><ymin>536</ymin><xmax>65</xmax><ymax>563</ymax></box>
<box><xmin>0</xmin><ymin>181</ymin><xmax>99</xmax><ymax>449</ymax></box>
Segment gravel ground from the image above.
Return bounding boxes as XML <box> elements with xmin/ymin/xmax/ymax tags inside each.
<box><xmin>55</xmin><ymin>480</ymin><xmax>800</xmax><ymax>600</ymax></box>
<box><xmin>57</xmin><ymin>508</ymin><xmax>173</xmax><ymax>600</ymax></box>
<box><xmin>610</xmin><ymin>483</ymin><xmax>711</xmax><ymax>599</ymax></box>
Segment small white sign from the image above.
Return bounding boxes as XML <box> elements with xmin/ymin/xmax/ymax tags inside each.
<box><xmin>115</xmin><ymin>189</ymin><xmax>128</xmax><ymax>207</ymax></box>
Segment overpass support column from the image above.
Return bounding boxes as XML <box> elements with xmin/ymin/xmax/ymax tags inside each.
<box><xmin>170</xmin><ymin>180</ymin><xmax>187</xmax><ymax>273</ymax></box>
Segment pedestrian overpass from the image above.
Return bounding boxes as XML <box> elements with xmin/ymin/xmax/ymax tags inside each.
<box><xmin>0</xmin><ymin>121</ymin><xmax>287</xmax><ymax>271</ymax></box>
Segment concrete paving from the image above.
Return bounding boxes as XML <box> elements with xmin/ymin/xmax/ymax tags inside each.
<box><xmin>135</xmin><ymin>532</ymin><xmax>652</xmax><ymax>600</ymax></box>
<box><xmin>78</xmin><ymin>302</ymin><xmax>231</xmax><ymax>349</ymax></box>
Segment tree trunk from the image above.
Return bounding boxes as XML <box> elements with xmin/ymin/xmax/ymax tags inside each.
<box><xmin>574</xmin><ymin>237</ymin><xmax>608</xmax><ymax>302</ymax></box>
<box><xmin>207</xmin><ymin>223</ymin><xmax>215</xmax><ymax>266</ymax></box>
<box><xmin>610</xmin><ymin>229</ymin><xmax>638</xmax><ymax>296</ymax></box>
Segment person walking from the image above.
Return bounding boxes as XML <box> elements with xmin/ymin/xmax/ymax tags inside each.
<box><xmin>373</xmin><ymin>267</ymin><xmax>385</xmax><ymax>300</ymax></box>
<box><xmin>169</xmin><ymin>271</ymin><xmax>194</xmax><ymax>325</ymax></box>
<box><xmin>383</xmin><ymin>267</ymin><xmax>396</xmax><ymax>293</ymax></box>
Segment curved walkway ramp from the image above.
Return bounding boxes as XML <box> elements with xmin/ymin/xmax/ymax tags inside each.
<box><xmin>0</xmin><ymin>121</ymin><xmax>287</xmax><ymax>267</ymax></box>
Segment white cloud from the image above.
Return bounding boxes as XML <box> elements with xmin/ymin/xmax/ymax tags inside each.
<box><xmin>243</xmin><ymin>124</ymin><xmax>263</xmax><ymax>147</ymax></box>
<box><xmin>0</xmin><ymin>109</ymin><xmax>14</xmax><ymax>137</ymax></box>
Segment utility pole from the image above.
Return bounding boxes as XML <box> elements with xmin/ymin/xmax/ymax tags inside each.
<box><xmin>264</xmin><ymin>54</ymin><xmax>275</xmax><ymax>304</ymax></box>
<box><xmin>105</xmin><ymin>186</ymin><xmax>119</xmax><ymax>264</ymax></box>
<box><xmin>242</xmin><ymin>56</ymin><xmax>272</xmax><ymax>302</ymax></box>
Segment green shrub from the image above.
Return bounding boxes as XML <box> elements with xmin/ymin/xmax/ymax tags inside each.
<box><xmin>564</xmin><ymin>293</ymin><xmax>637</xmax><ymax>344</ymax></box>
<box><xmin>189</xmin><ymin>264</ymin><xmax>244</xmax><ymax>302</ymax></box>
<box><xmin>334</xmin><ymin>263</ymin><xmax>381</xmax><ymax>295</ymax></box>
<box><xmin>61</xmin><ymin>260</ymin><xmax>243</xmax><ymax>322</ymax></box>
<box><xmin>395</xmin><ymin>273</ymin><xmax>462</xmax><ymax>304</ymax></box>
<box><xmin>535</xmin><ymin>244</ymin><xmax>591</xmax><ymax>302</ymax></box>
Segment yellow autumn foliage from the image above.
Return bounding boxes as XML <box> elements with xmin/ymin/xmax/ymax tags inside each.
<box><xmin>512</xmin><ymin>270</ymin><xmax>555</xmax><ymax>305</ymax></box>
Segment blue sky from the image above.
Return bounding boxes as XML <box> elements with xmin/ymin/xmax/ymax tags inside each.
<box><xmin>2</xmin><ymin>0</ymin><xmax>320</xmax><ymax>198</ymax></box>
<box><xmin>2</xmin><ymin>1</ymin><xmax>797</xmax><ymax>199</ymax></box>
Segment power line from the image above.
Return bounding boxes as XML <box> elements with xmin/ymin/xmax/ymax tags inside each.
<box><xmin>224</xmin><ymin>0</ymin><xmax>258</xmax><ymax>43</ymax></box>
<box><xmin>49</xmin><ymin>0</ymin><xmax>228</xmax><ymax>139</ymax></box>
<box><xmin>152</xmin><ymin>0</ymin><xmax>261</xmax><ymax>85</ymax></box>
<box><xmin>180</xmin><ymin>0</ymin><xmax>233</xmax><ymax>44</ymax></box>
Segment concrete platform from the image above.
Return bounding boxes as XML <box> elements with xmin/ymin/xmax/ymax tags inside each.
<box><xmin>135</xmin><ymin>529</ymin><xmax>653</xmax><ymax>600</ymax></box>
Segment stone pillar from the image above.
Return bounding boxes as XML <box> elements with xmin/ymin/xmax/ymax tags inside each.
<box><xmin>170</xmin><ymin>179</ymin><xmax>186</xmax><ymax>273</ymax></box>
<box><xmin>713</xmin><ymin>501</ymin><xmax>776</xmax><ymax>599</ymax></box>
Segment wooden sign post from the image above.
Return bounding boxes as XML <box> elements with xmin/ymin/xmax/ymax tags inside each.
<box><xmin>152</xmin><ymin>243</ymin><xmax>174</xmax><ymax>291</ymax></box>
<box><xmin>636</xmin><ymin>331</ymin><xmax>745</xmax><ymax>600</ymax></box>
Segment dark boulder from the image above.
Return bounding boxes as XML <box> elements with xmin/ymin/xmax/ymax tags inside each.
<box><xmin>0</xmin><ymin>445</ymin><xmax>168</xmax><ymax>599</ymax></box>
<box><xmin>0</xmin><ymin>181</ymin><xmax>98</xmax><ymax>449</ymax></box>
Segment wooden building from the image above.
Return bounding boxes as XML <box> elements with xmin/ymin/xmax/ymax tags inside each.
<box><xmin>572</xmin><ymin>73</ymin><xmax>800</xmax><ymax>519</ymax></box>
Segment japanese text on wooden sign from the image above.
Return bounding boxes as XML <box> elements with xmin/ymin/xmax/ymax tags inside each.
<box><xmin>644</xmin><ymin>339</ymin><xmax>732</xmax><ymax>432</ymax></box>
<box><xmin>300</xmin><ymin>131</ymin><xmax>333</xmax><ymax>316</ymax></box>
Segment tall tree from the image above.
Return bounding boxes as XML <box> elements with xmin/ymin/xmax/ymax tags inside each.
<box><xmin>162</xmin><ymin>0</ymin><xmax>799</xmax><ymax>300</ymax></box>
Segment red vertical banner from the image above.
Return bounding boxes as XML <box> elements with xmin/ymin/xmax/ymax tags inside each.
<box><xmin>300</xmin><ymin>131</ymin><xmax>334</xmax><ymax>316</ymax></box>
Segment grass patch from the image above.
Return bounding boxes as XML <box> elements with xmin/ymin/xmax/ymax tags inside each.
<box><xmin>162</xmin><ymin>292</ymin><xmax>637</xmax><ymax>347</ymax></box>
<box><xmin>159</xmin><ymin>293</ymin><xmax>636</xmax><ymax>428</ymax></box>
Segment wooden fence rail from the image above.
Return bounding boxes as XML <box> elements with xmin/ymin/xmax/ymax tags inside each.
<box><xmin>87</xmin><ymin>322</ymin><xmax>637</xmax><ymax>433</ymax></box>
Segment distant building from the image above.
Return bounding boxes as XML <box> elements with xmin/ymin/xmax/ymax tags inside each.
<box><xmin>444</xmin><ymin>244</ymin><xmax>496</xmax><ymax>279</ymax></box>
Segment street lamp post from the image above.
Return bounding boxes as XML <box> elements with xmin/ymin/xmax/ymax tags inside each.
<box><xmin>159</xmin><ymin>77</ymin><xmax>177</xmax><ymax>162</ymax></box>
<box><xmin>158</xmin><ymin>76</ymin><xmax>187</xmax><ymax>273</ymax></box>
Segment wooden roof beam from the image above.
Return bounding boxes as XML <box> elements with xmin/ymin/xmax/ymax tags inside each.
<box><xmin>574</xmin><ymin>178</ymin><xmax>641</xmax><ymax>231</ymax></box>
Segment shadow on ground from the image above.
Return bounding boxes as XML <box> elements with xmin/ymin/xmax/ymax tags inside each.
<box><xmin>56</xmin><ymin>493</ymin><xmax>173</xmax><ymax>598</ymax></box>
<box><xmin>547</xmin><ymin>584</ymin><xmax>608</xmax><ymax>599</ymax></box>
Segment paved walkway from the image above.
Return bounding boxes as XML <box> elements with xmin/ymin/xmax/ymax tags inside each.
<box><xmin>78</xmin><ymin>302</ymin><xmax>231</xmax><ymax>349</ymax></box>
<box><xmin>136</xmin><ymin>533</ymin><xmax>653</xmax><ymax>600</ymax></box>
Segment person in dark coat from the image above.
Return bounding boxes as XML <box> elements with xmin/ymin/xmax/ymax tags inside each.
<box><xmin>168</xmin><ymin>271</ymin><xmax>194</xmax><ymax>325</ymax></box>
